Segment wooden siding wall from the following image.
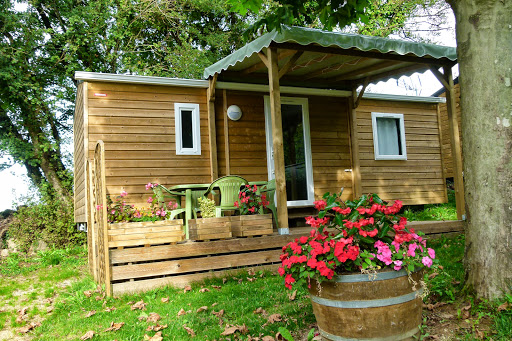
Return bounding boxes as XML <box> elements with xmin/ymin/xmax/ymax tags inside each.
<box><xmin>74</xmin><ymin>82</ymin><xmax>87</xmax><ymax>223</ymax></box>
<box><xmin>356</xmin><ymin>99</ymin><xmax>447</xmax><ymax>205</ymax></box>
<box><xmin>438</xmin><ymin>83</ymin><xmax>462</xmax><ymax>178</ymax></box>
<box><xmin>86</xmin><ymin>82</ymin><xmax>210</xmax><ymax>208</ymax></box>
<box><xmin>215</xmin><ymin>91</ymin><xmax>352</xmax><ymax>200</ymax></box>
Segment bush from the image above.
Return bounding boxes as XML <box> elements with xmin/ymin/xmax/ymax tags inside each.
<box><xmin>8</xmin><ymin>196</ymin><xmax>85</xmax><ymax>252</ymax></box>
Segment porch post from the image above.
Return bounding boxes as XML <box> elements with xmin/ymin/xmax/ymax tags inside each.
<box><xmin>207</xmin><ymin>75</ymin><xmax>218</xmax><ymax>181</ymax></box>
<box><xmin>267</xmin><ymin>47</ymin><xmax>289</xmax><ymax>234</ymax></box>
<box><xmin>349</xmin><ymin>89</ymin><xmax>363</xmax><ymax>199</ymax></box>
<box><xmin>444</xmin><ymin>66</ymin><xmax>465</xmax><ymax>220</ymax></box>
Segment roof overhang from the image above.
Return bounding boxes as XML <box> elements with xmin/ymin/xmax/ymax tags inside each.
<box><xmin>204</xmin><ymin>26</ymin><xmax>457</xmax><ymax>91</ymax></box>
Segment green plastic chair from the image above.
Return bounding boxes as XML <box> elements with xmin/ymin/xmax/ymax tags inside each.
<box><xmin>260</xmin><ymin>179</ymin><xmax>279</xmax><ymax>228</ymax></box>
<box><xmin>152</xmin><ymin>185</ymin><xmax>186</xmax><ymax>220</ymax></box>
<box><xmin>203</xmin><ymin>175</ymin><xmax>249</xmax><ymax>217</ymax></box>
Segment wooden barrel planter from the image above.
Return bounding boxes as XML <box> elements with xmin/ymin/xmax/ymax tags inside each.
<box><xmin>308</xmin><ymin>269</ymin><xmax>423</xmax><ymax>341</ymax></box>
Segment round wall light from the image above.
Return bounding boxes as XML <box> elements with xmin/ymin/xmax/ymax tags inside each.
<box><xmin>227</xmin><ymin>105</ymin><xmax>242</xmax><ymax>121</ymax></box>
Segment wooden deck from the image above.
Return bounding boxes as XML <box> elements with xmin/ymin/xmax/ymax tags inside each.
<box><xmin>92</xmin><ymin>221</ymin><xmax>464</xmax><ymax>296</ymax></box>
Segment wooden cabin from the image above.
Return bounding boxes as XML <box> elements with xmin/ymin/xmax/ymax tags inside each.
<box><xmin>74</xmin><ymin>26</ymin><xmax>465</xmax><ymax>229</ymax></box>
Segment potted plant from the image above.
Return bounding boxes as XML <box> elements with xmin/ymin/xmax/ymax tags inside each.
<box><xmin>188</xmin><ymin>196</ymin><xmax>233</xmax><ymax>240</ymax></box>
<box><xmin>278</xmin><ymin>191</ymin><xmax>435</xmax><ymax>341</ymax></box>
<box><xmin>231</xmin><ymin>185</ymin><xmax>273</xmax><ymax>237</ymax></box>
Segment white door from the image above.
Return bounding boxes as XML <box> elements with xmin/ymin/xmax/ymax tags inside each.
<box><xmin>264</xmin><ymin>96</ymin><xmax>315</xmax><ymax>207</ymax></box>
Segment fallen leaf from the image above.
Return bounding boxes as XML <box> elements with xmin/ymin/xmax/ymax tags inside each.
<box><xmin>438</xmin><ymin>265</ymin><xmax>444</xmax><ymax>270</ymax></box>
<box><xmin>47</xmin><ymin>306</ymin><xmax>54</xmax><ymax>313</ymax></box>
<box><xmin>147</xmin><ymin>312</ymin><xmax>161</xmax><ymax>323</ymax></box>
<box><xmin>18</xmin><ymin>322</ymin><xmax>40</xmax><ymax>334</ymax></box>
<box><xmin>247</xmin><ymin>277</ymin><xmax>256</xmax><ymax>282</ymax></box>
<box><xmin>428</xmin><ymin>272</ymin><xmax>439</xmax><ymax>279</ymax></box>
<box><xmin>83</xmin><ymin>290</ymin><xmax>92</xmax><ymax>297</ymax></box>
<box><xmin>267</xmin><ymin>314</ymin><xmax>282</xmax><ymax>324</ymax></box>
<box><xmin>105</xmin><ymin>306</ymin><xmax>116</xmax><ymax>312</ymax></box>
<box><xmin>238</xmin><ymin>278</ymin><xmax>243</xmax><ymax>284</ymax></box>
<box><xmin>262</xmin><ymin>336</ymin><xmax>275</xmax><ymax>341</ymax></box>
<box><xmin>288</xmin><ymin>290</ymin><xmax>297</xmax><ymax>301</ymax></box>
<box><xmin>475</xmin><ymin>328</ymin><xmax>485</xmax><ymax>339</ymax></box>
<box><xmin>95</xmin><ymin>294</ymin><xmax>104</xmax><ymax>301</ymax></box>
<box><xmin>222</xmin><ymin>278</ymin><xmax>227</xmax><ymax>284</ymax></box>
<box><xmin>424</xmin><ymin>302</ymin><xmax>447</xmax><ymax>311</ymax></box>
<box><xmin>146</xmin><ymin>324</ymin><xmax>168</xmax><ymax>332</ymax></box>
<box><xmin>80</xmin><ymin>331</ymin><xmax>94</xmax><ymax>340</ymax></box>
<box><xmin>247</xmin><ymin>268</ymin><xmax>256</xmax><ymax>276</ymax></box>
<box><xmin>196</xmin><ymin>306</ymin><xmax>208</xmax><ymax>313</ymax></box>
<box><xmin>105</xmin><ymin>322</ymin><xmax>124</xmax><ymax>332</ymax></box>
<box><xmin>254</xmin><ymin>307</ymin><xmax>266</xmax><ymax>315</ymax></box>
<box><xmin>221</xmin><ymin>325</ymin><xmax>239</xmax><ymax>336</ymax></box>
<box><xmin>85</xmin><ymin>310</ymin><xmax>96</xmax><ymax>318</ymax></box>
<box><xmin>144</xmin><ymin>331</ymin><xmax>163</xmax><ymax>341</ymax></box>
<box><xmin>212</xmin><ymin>309</ymin><xmax>225</xmax><ymax>317</ymax></box>
<box><xmin>177</xmin><ymin>308</ymin><xmax>187</xmax><ymax>316</ymax></box>
<box><xmin>161</xmin><ymin>297</ymin><xmax>169</xmax><ymax>303</ymax></box>
<box><xmin>183</xmin><ymin>285</ymin><xmax>192</xmax><ymax>293</ymax></box>
<box><xmin>497</xmin><ymin>302</ymin><xmax>510</xmax><ymax>312</ymax></box>
<box><xmin>438</xmin><ymin>312</ymin><xmax>454</xmax><ymax>320</ymax></box>
<box><xmin>131</xmin><ymin>300</ymin><xmax>147</xmax><ymax>310</ymax></box>
<box><xmin>211</xmin><ymin>285</ymin><xmax>221</xmax><ymax>290</ymax></box>
<box><xmin>199</xmin><ymin>288</ymin><xmax>210</xmax><ymax>293</ymax></box>
<box><xmin>211</xmin><ymin>302</ymin><xmax>218</xmax><ymax>307</ymax></box>
<box><xmin>127</xmin><ymin>301</ymin><xmax>135</xmax><ymax>305</ymax></box>
<box><xmin>95</xmin><ymin>285</ymin><xmax>102</xmax><ymax>293</ymax></box>
<box><xmin>183</xmin><ymin>325</ymin><xmax>196</xmax><ymax>336</ymax></box>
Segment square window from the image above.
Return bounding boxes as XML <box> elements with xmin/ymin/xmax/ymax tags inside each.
<box><xmin>175</xmin><ymin>103</ymin><xmax>201</xmax><ymax>155</ymax></box>
<box><xmin>371</xmin><ymin>112</ymin><xmax>407</xmax><ymax>160</ymax></box>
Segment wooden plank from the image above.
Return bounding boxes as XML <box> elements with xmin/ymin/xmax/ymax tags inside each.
<box><xmin>408</xmin><ymin>220</ymin><xmax>464</xmax><ymax>234</ymax></box>
<box><xmin>110</xmin><ymin>234</ymin><xmax>296</xmax><ymax>264</ymax></box>
<box><xmin>268</xmin><ymin>47</ymin><xmax>289</xmax><ymax>230</ymax></box>
<box><xmin>436</xmin><ymin>103</ymin><xmax>448</xmax><ymax>202</ymax></box>
<box><xmin>108</xmin><ymin>235</ymin><xmax>184</xmax><ymax>248</ymax></box>
<box><xmin>223</xmin><ymin>90</ymin><xmax>230</xmax><ymax>175</ymax></box>
<box><xmin>350</xmin><ymin>91</ymin><xmax>362</xmax><ymax>199</ymax></box>
<box><xmin>207</xmin><ymin>75</ymin><xmax>218</xmax><ymax>181</ymax></box>
<box><xmin>111</xmin><ymin>249</ymin><xmax>281</xmax><ymax>281</ymax></box>
<box><xmin>88</xmin><ymin>81</ymin><xmax>205</xmax><ymax>95</ymax></box>
<box><xmin>444</xmin><ymin>67</ymin><xmax>465</xmax><ymax>220</ymax></box>
<box><xmin>112</xmin><ymin>264</ymin><xmax>279</xmax><ymax>294</ymax></box>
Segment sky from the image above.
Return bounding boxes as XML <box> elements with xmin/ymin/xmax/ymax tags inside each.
<box><xmin>0</xmin><ymin>5</ymin><xmax>457</xmax><ymax>211</ymax></box>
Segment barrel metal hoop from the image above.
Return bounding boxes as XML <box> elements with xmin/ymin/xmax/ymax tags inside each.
<box><xmin>318</xmin><ymin>326</ymin><xmax>420</xmax><ymax>341</ymax></box>
<box><xmin>333</xmin><ymin>270</ymin><xmax>409</xmax><ymax>283</ymax></box>
<box><xmin>311</xmin><ymin>288</ymin><xmax>423</xmax><ymax>309</ymax></box>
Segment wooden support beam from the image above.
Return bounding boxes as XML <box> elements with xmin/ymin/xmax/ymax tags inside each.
<box><xmin>429</xmin><ymin>67</ymin><xmax>449</xmax><ymax>89</ymax></box>
<box><xmin>435</xmin><ymin>103</ymin><xmax>449</xmax><ymax>203</ymax></box>
<box><xmin>242</xmin><ymin>50</ymin><xmax>297</xmax><ymax>75</ymax></box>
<box><xmin>329</xmin><ymin>60</ymin><xmax>400</xmax><ymax>83</ymax></box>
<box><xmin>207</xmin><ymin>74</ymin><xmax>218</xmax><ymax>181</ymax></box>
<box><xmin>267</xmin><ymin>47</ymin><xmax>289</xmax><ymax>232</ymax></box>
<box><xmin>351</xmin><ymin>64</ymin><xmax>429</xmax><ymax>88</ymax></box>
<box><xmin>272</xmin><ymin>42</ymin><xmax>456</xmax><ymax>67</ymax></box>
<box><xmin>444</xmin><ymin>66</ymin><xmax>465</xmax><ymax>220</ymax></box>
<box><xmin>257</xmin><ymin>51</ymin><xmax>270</xmax><ymax>69</ymax></box>
<box><xmin>303</xmin><ymin>56</ymin><xmax>367</xmax><ymax>80</ymax></box>
<box><xmin>349</xmin><ymin>89</ymin><xmax>362</xmax><ymax>199</ymax></box>
<box><xmin>223</xmin><ymin>89</ymin><xmax>230</xmax><ymax>175</ymax></box>
<box><xmin>354</xmin><ymin>78</ymin><xmax>369</xmax><ymax>109</ymax></box>
<box><xmin>278</xmin><ymin>51</ymin><xmax>304</xmax><ymax>79</ymax></box>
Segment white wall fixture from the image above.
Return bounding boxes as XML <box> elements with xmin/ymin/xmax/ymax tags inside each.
<box><xmin>227</xmin><ymin>105</ymin><xmax>242</xmax><ymax>121</ymax></box>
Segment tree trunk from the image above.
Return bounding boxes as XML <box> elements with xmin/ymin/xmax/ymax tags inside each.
<box><xmin>448</xmin><ymin>0</ymin><xmax>512</xmax><ymax>299</ymax></box>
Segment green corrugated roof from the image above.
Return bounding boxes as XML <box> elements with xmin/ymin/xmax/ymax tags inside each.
<box><xmin>204</xmin><ymin>26</ymin><xmax>457</xmax><ymax>79</ymax></box>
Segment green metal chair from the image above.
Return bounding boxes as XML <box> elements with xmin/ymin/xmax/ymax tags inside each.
<box><xmin>203</xmin><ymin>175</ymin><xmax>249</xmax><ymax>217</ymax></box>
<box><xmin>259</xmin><ymin>179</ymin><xmax>279</xmax><ymax>228</ymax></box>
<box><xmin>152</xmin><ymin>185</ymin><xmax>186</xmax><ymax>220</ymax></box>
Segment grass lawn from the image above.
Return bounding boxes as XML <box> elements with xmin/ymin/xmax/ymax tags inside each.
<box><xmin>1</xmin><ymin>194</ymin><xmax>511</xmax><ymax>340</ymax></box>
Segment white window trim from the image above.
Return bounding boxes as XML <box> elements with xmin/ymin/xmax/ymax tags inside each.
<box><xmin>371</xmin><ymin>112</ymin><xmax>407</xmax><ymax>160</ymax></box>
<box><xmin>264</xmin><ymin>96</ymin><xmax>315</xmax><ymax>207</ymax></box>
<box><xmin>175</xmin><ymin>103</ymin><xmax>201</xmax><ymax>155</ymax></box>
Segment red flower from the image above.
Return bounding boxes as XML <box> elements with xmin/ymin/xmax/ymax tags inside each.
<box><xmin>284</xmin><ymin>274</ymin><xmax>296</xmax><ymax>289</ymax></box>
<box><xmin>278</xmin><ymin>267</ymin><xmax>285</xmax><ymax>276</ymax></box>
<box><xmin>314</xmin><ymin>200</ymin><xmax>327</xmax><ymax>211</ymax></box>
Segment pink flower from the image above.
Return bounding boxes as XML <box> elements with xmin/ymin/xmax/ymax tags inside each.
<box><xmin>393</xmin><ymin>260</ymin><xmax>403</xmax><ymax>271</ymax></box>
<box><xmin>422</xmin><ymin>256</ymin><xmax>433</xmax><ymax>268</ymax></box>
<box><xmin>96</xmin><ymin>204</ymin><xmax>103</xmax><ymax>210</ymax></box>
<box><xmin>134</xmin><ymin>211</ymin><xmax>142</xmax><ymax>218</ymax></box>
<box><xmin>120</xmin><ymin>190</ymin><xmax>128</xmax><ymax>197</ymax></box>
<box><xmin>407</xmin><ymin>243</ymin><xmax>418</xmax><ymax>257</ymax></box>
<box><xmin>428</xmin><ymin>248</ymin><xmax>436</xmax><ymax>259</ymax></box>
<box><xmin>145</xmin><ymin>182</ymin><xmax>153</xmax><ymax>190</ymax></box>
<box><xmin>111</xmin><ymin>210</ymin><xmax>115</xmax><ymax>214</ymax></box>
<box><xmin>147</xmin><ymin>197</ymin><xmax>153</xmax><ymax>204</ymax></box>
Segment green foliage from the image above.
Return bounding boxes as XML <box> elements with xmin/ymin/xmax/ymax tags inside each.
<box><xmin>8</xmin><ymin>194</ymin><xmax>84</xmax><ymax>252</ymax></box>
<box><xmin>0</xmin><ymin>0</ymin><xmax>249</xmax><ymax>197</ymax></box>
<box><xmin>198</xmin><ymin>196</ymin><xmax>216</xmax><ymax>218</ymax></box>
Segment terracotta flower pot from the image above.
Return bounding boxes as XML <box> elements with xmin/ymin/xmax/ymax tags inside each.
<box><xmin>308</xmin><ymin>269</ymin><xmax>424</xmax><ymax>341</ymax></box>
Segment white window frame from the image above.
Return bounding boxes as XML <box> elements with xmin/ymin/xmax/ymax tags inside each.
<box><xmin>371</xmin><ymin>112</ymin><xmax>407</xmax><ymax>160</ymax></box>
<box><xmin>175</xmin><ymin>103</ymin><xmax>201</xmax><ymax>155</ymax></box>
